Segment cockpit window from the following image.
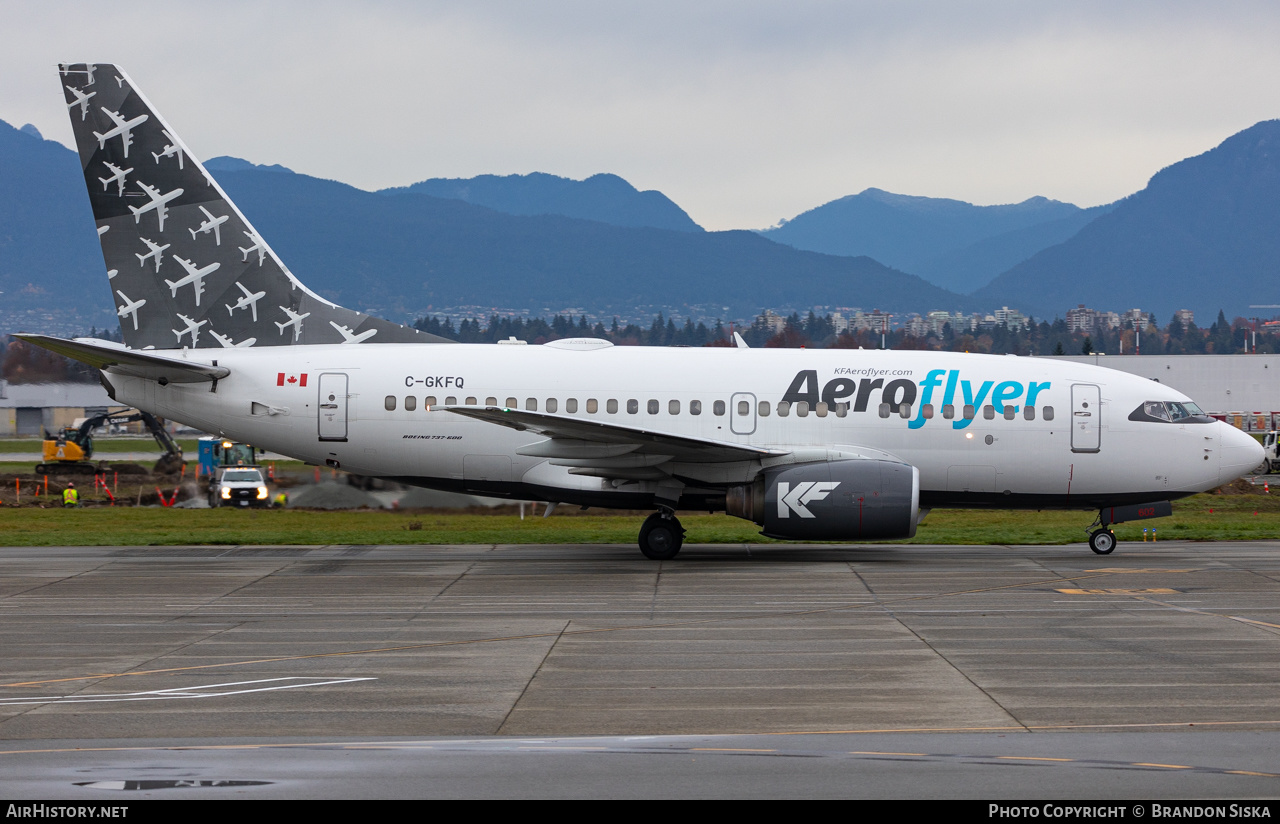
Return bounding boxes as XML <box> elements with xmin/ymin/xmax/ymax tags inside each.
<box><xmin>1130</xmin><ymin>400</ymin><xmax>1212</xmax><ymax>424</ymax></box>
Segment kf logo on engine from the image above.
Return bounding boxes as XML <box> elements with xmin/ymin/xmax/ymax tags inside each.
<box><xmin>776</xmin><ymin>481</ymin><xmax>841</xmax><ymax>518</ymax></box>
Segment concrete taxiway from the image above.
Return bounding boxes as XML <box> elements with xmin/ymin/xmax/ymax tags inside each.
<box><xmin>4</xmin><ymin>541</ymin><xmax>1280</xmax><ymax>797</ymax></box>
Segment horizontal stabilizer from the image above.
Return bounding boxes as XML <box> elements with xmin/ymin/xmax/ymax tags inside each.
<box><xmin>14</xmin><ymin>334</ymin><xmax>228</xmax><ymax>384</ymax></box>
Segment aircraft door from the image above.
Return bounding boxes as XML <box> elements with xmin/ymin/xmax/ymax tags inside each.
<box><xmin>318</xmin><ymin>373</ymin><xmax>349</xmax><ymax>442</ymax></box>
<box><xmin>730</xmin><ymin>392</ymin><xmax>757</xmax><ymax>435</ymax></box>
<box><xmin>1071</xmin><ymin>384</ymin><xmax>1101</xmax><ymax>453</ymax></box>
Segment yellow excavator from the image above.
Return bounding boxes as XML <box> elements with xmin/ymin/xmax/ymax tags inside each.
<box><xmin>37</xmin><ymin>409</ymin><xmax>185</xmax><ymax>475</ymax></box>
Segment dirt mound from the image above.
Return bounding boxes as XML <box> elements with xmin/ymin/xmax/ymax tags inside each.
<box><xmin>286</xmin><ymin>481</ymin><xmax>382</xmax><ymax>510</ymax></box>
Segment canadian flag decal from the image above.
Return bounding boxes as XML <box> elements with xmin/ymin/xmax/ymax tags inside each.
<box><xmin>277</xmin><ymin>372</ymin><xmax>309</xmax><ymax>387</ymax></box>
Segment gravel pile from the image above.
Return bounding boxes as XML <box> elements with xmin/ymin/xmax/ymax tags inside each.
<box><xmin>286</xmin><ymin>481</ymin><xmax>383</xmax><ymax>510</ymax></box>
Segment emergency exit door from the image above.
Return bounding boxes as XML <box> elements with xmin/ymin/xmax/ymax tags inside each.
<box><xmin>1071</xmin><ymin>384</ymin><xmax>1100</xmax><ymax>453</ymax></box>
<box><xmin>318</xmin><ymin>373</ymin><xmax>349</xmax><ymax>442</ymax></box>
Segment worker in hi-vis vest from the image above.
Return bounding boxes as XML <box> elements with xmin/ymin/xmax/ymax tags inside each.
<box><xmin>62</xmin><ymin>482</ymin><xmax>79</xmax><ymax>507</ymax></box>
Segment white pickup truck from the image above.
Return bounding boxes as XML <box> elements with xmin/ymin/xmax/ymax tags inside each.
<box><xmin>209</xmin><ymin>466</ymin><xmax>270</xmax><ymax>508</ymax></box>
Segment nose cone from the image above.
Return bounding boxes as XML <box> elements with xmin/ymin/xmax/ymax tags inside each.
<box><xmin>1218</xmin><ymin>423</ymin><xmax>1266</xmax><ymax>485</ymax></box>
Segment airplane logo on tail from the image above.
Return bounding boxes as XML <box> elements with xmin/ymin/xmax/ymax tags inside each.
<box><xmin>114</xmin><ymin>290</ymin><xmax>146</xmax><ymax>331</ymax></box>
<box><xmin>128</xmin><ymin>181</ymin><xmax>183</xmax><ymax>231</ymax></box>
<box><xmin>93</xmin><ymin>108</ymin><xmax>148</xmax><ymax>158</ymax></box>
<box><xmin>65</xmin><ymin>85</ymin><xmax>96</xmax><ymax>121</ymax></box>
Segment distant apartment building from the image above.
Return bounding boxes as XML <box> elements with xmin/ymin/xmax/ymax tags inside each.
<box><xmin>1066</xmin><ymin>304</ymin><xmax>1121</xmax><ymax>335</ymax></box>
<box><xmin>1174</xmin><ymin>309</ymin><xmax>1195</xmax><ymax>329</ymax></box>
<box><xmin>757</xmin><ymin>310</ymin><xmax>787</xmax><ymax>334</ymax></box>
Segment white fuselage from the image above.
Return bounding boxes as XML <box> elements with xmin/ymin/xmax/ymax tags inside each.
<box><xmin>102</xmin><ymin>342</ymin><xmax>1262</xmax><ymax>511</ymax></box>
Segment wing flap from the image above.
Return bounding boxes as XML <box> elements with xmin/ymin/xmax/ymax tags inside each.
<box><xmin>443</xmin><ymin>406</ymin><xmax>788</xmax><ymax>464</ymax></box>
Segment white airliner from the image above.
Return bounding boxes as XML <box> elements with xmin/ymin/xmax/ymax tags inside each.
<box><xmin>329</xmin><ymin>321</ymin><xmax>378</xmax><ymax>343</ymax></box>
<box><xmin>171</xmin><ymin>313</ymin><xmax>207</xmax><ymax>347</ymax></box>
<box><xmin>226</xmin><ymin>281</ymin><xmax>266</xmax><ymax>322</ymax></box>
<box><xmin>114</xmin><ymin>290</ymin><xmax>146</xmax><ymax>330</ymax></box>
<box><xmin>128</xmin><ymin>181</ymin><xmax>183</xmax><ymax>231</ymax></box>
<box><xmin>152</xmin><ymin>129</ymin><xmax>185</xmax><ymax>169</ymax></box>
<box><xmin>99</xmin><ymin>162</ymin><xmax>132</xmax><ymax>196</ymax></box>
<box><xmin>22</xmin><ymin>62</ymin><xmax>1267</xmax><ymax>560</ymax></box>
<box><xmin>189</xmin><ymin>205</ymin><xmax>228</xmax><ymax>245</ymax></box>
<box><xmin>65</xmin><ymin>85</ymin><xmax>96</xmax><ymax>120</ymax></box>
<box><xmin>275</xmin><ymin>307</ymin><xmax>310</xmax><ymax>341</ymax></box>
<box><xmin>164</xmin><ymin>256</ymin><xmax>219</xmax><ymax>306</ymax></box>
<box><xmin>93</xmin><ymin>108</ymin><xmax>148</xmax><ymax>158</ymax></box>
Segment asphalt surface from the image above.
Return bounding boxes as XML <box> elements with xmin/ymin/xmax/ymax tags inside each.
<box><xmin>4</xmin><ymin>540</ymin><xmax>1280</xmax><ymax>798</ymax></box>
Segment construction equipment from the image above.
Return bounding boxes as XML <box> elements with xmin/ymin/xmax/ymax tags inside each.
<box><xmin>197</xmin><ymin>437</ymin><xmax>264</xmax><ymax>476</ymax></box>
<box><xmin>36</xmin><ymin>409</ymin><xmax>184</xmax><ymax>475</ymax></box>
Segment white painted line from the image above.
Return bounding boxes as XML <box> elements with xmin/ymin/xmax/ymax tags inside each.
<box><xmin>0</xmin><ymin>676</ymin><xmax>375</xmax><ymax>705</ymax></box>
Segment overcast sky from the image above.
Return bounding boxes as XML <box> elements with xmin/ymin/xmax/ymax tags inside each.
<box><xmin>6</xmin><ymin>1</ymin><xmax>1280</xmax><ymax>230</ymax></box>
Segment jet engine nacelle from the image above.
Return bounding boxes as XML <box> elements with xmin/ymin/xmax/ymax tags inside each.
<box><xmin>726</xmin><ymin>459</ymin><xmax>920</xmax><ymax>541</ymax></box>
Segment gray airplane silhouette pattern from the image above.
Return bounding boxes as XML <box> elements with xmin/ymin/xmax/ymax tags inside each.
<box><xmin>59</xmin><ymin>62</ymin><xmax>442</xmax><ymax>349</ymax></box>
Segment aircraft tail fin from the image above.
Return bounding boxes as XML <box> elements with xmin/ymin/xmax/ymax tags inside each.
<box><xmin>58</xmin><ymin>62</ymin><xmax>445</xmax><ymax>349</ymax></box>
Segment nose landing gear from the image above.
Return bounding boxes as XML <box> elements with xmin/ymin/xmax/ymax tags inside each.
<box><xmin>639</xmin><ymin>510</ymin><xmax>685</xmax><ymax>560</ymax></box>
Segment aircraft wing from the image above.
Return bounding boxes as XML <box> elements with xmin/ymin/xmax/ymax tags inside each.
<box><xmin>443</xmin><ymin>406</ymin><xmax>788</xmax><ymax>464</ymax></box>
<box><xmin>14</xmin><ymin>334</ymin><xmax>229</xmax><ymax>384</ymax></box>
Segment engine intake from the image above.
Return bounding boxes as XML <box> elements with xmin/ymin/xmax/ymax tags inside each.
<box><xmin>726</xmin><ymin>459</ymin><xmax>919</xmax><ymax>541</ymax></box>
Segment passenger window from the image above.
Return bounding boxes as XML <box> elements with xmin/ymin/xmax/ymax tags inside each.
<box><xmin>942</xmin><ymin>404</ymin><xmax>954</xmax><ymax>419</ymax></box>
<box><xmin>426</xmin><ymin>396</ymin><xmax>437</xmax><ymax>408</ymax></box>
<box><xmin>796</xmin><ymin>401</ymin><xmax>809</xmax><ymax>418</ymax></box>
<box><xmin>735</xmin><ymin>400</ymin><xmax>748</xmax><ymax>416</ymax></box>
<box><xmin>608</xmin><ymin>399</ymin><xmax>619</xmax><ymax>414</ymax></box>
<box><xmin>983</xmin><ymin>405</ymin><xmax>995</xmax><ymax>420</ymax></box>
<box><xmin>647</xmin><ymin>399</ymin><xmax>659</xmax><ymax>414</ymax></box>
<box><xmin>758</xmin><ymin>401</ymin><xmax>770</xmax><ymax>417</ymax></box>
<box><xmin>405</xmin><ymin>396</ymin><xmax>417</xmax><ymax>411</ymax></box>
<box><xmin>546</xmin><ymin>398</ymin><xmax>558</xmax><ymax>413</ymax></box>
<box><xmin>690</xmin><ymin>400</ymin><xmax>702</xmax><ymax>416</ymax></box>
<box><xmin>566</xmin><ymin>399</ymin><xmax>578</xmax><ymax>413</ymax></box>
<box><xmin>879</xmin><ymin>402</ymin><xmax>890</xmax><ymax>418</ymax></box>
<box><xmin>963</xmin><ymin>405</ymin><xmax>975</xmax><ymax>419</ymax></box>
<box><xmin>445</xmin><ymin>396</ymin><xmax>457</xmax><ymax>406</ymax></box>
<box><xmin>1024</xmin><ymin>406</ymin><xmax>1036</xmax><ymax>421</ymax></box>
<box><xmin>669</xmin><ymin>400</ymin><xmax>680</xmax><ymax>415</ymax></box>
<box><xmin>465</xmin><ymin>396</ymin><xmax>477</xmax><ymax>406</ymax></box>
<box><xmin>815</xmin><ymin>402</ymin><xmax>828</xmax><ymax>417</ymax></box>
<box><xmin>628</xmin><ymin>399</ymin><xmax>639</xmax><ymax>414</ymax></box>
<box><xmin>587</xmin><ymin>399</ymin><xmax>599</xmax><ymax>413</ymax></box>
<box><xmin>713</xmin><ymin>400</ymin><xmax>726</xmax><ymax>416</ymax></box>
<box><xmin>385</xmin><ymin>395</ymin><xmax>396</xmax><ymax>411</ymax></box>
<box><xmin>1004</xmin><ymin>406</ymin><xmax>1016</xmax><ymax>420</ymax></box>
<box><xmin>1043</xmin><ymin>406</ymin><xmax>1055</xmax><ymax>421</ymax></box>
<box><xmin>920</xmin><ymin>403</ymin><xmax>932</xmax><ymax>419</ymax></box>
<box><xmin>526</xmin><ymin>398</ymin><xmax>538</xmax><ymax>411</ymax></box>
<box><xmin>899</xmin><ymin>404</ymin><xmax>911</xmax><ymax>419</ymax></box>
<box><xmin>486</xmin><ymin>397</ymin><xmax>497</xmax><ymax>406</ymax></box>
<box><xmin>505</xmin><ymin>397</ymin><xmax>517</xmax><ymax>408</ymax></box>
<box><xmin>777</xmin><ymin>401</ymin><xmax>790</xmax><ymax>417</ymax></box>
<box><xmin>834</xmin><ymin>403</ymin><xmax>848</xmax><ymax>418</ymax></box>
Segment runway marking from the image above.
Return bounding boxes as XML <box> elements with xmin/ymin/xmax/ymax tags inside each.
<box><xmin>1086</xmin><ymin>568</ymin><xmax>1199</xmax><ymax>573</ymax></box>
<box><xmin>1056</xmin><ymin>588</ymin><xmax>1180</xmax><ymax>594</ymax></box>
<box><xmin>0</xmin><ymin>569</ymin><xmax>1123</xmax><ymax>688</ymax></box>
<box><xmin>0</xmin><ymin>677</ymin><xmax>374</xmax><ymax>705</ymax></box>
<box><xmin>996</xmin><ymin>756</ymin><xmax>1074</xmax><ymax>762</ymax></box>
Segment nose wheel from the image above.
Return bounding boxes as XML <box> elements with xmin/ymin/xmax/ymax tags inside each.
<box><xmin>639</xmin><ymin>511</ymin><xmax>685</xmax><ymax>560</ymax></box>
<box><xmin>1088</xmin><ymin>528</ymin><xmax>1116</xmax><ymax>555</ymax></box>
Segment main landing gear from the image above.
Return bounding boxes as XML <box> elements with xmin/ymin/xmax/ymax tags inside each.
<box><xmin>1088</xmin><ymin>528</ymin><xmax>1116</xmax><ymax>555</ymax></box>
<box><xmin>638</xmin><ymin>510</ymin><xmax>685</xmax><ymax>560</ymax></box>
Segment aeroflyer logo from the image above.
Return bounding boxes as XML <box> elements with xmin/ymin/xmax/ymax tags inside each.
<box><xmin>777</xmin><ymin>481</ymin><xmax>840</xmax><ymax>518</ymax></box>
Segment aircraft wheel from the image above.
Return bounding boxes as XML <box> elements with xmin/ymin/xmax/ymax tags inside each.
<box><xmin>1088</xmin><ymin>529</ymin><xmax>1116</xmax><ymax>555</ymax></box>
<box><xmin>639</xmin><ymin>512</ymin><xmax>684</xmax><ymax>560</ymax></box>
